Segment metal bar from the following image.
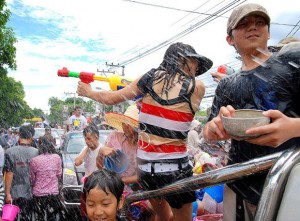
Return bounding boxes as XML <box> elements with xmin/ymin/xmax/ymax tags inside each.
<box><xmin>60</xmin><ymin>185</ymin><xmax>82</xmax><ymax>206</ymax></box>
<box><xmin>255</xmin><ymin>147</ymin><xmax>300</xmax><ymax>221</ymax></box>
<box><xmin>120</xmin><ymin>151</ymin><xmax>283</xmax><ymax>218</ymax></box>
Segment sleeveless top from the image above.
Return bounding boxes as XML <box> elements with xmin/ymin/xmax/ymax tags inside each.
<box><xmin>137</xmin><ymin>69</ymin><xmax>197</xmax><ymax>161</ymax></box>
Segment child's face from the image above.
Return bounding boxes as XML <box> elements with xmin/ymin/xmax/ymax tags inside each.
<box><xmin>86</xmin><ymin>187</ymin><xmax>123</xmax><ymax>221</ymax></box>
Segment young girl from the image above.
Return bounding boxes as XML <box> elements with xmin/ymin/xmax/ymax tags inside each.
<box><xmin>83</xmin><ymin>169</ymin><xmax>125</xmax><ymax>221</ymax></box>
<box><xmin>30</xmin><ymin>136</ymin><xmax>62</xmax><ymax>221</ymax></box>
<box><xmin>77</xmin><ymin>42</ymin><xmax>213</xmax><ymax>221</ymax></box>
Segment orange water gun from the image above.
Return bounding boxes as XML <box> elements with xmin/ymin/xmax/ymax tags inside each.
<box><xmin>57</xmin><ymin>67</ymin><xmax>132</xmax><ymax>91</ymax></box>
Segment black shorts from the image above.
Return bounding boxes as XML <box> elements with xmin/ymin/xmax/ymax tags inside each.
<box><xmin>138</xmin><ymin>163</ymin><xmax>196</xmax><ymax>209</ymax></box>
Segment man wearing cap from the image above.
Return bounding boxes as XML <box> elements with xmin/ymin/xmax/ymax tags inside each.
<box><xmin>203</xmin><ymin>3</ymin><xmax>300</xmax><ymax>221</ymax></box>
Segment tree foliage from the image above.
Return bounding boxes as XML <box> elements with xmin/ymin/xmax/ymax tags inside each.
<box><xmin>0</xmin><ymin>76</ymin><xmax>33</xmax><ymax>127</ymax></box>
<box><xmin>48</xmin><ymin>97</ymin><xmax>97</xmax><ymax>126</ymax></box>
<box><xmin>0</xmin><ymin>0</ymin><xmax>33</xmax><ymax>128</ymax></box>
<box><xmin>0</xmin><ymin>0</ymin><xmax>17</xmax><ymax>74</ymax></box>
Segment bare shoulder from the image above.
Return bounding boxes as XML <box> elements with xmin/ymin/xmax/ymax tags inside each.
<box><xmin>190</xmin><ymin>79</ymin><xmax>205</xmax><ymax>111</ymax></box>
<box><xmin>195</xmin><ymin>79</ymin><xmax>205</xmax><ymax>96</ymax></box>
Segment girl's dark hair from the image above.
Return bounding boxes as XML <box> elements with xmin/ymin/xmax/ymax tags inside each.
<box><xmin>83</xmin><ymin>169</ymin><xmax>125</xmax><ymax>204</ymax></box>
<box><xmin>38</xmin><ymin>136</ymin><xmax>57</xmax><ymax>154</ymax></box>
<box><xmin>152</xmin><ymin>42</ymin><xmax>196</xmax><ymax>98</ymax></box>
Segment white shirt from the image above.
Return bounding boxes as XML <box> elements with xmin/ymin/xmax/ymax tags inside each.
<box><xmin>68</xmin><ymin>115</ymin><xmax>87</xmax><ymax>131</ymax></box>
<box><xmin>81</xmin><ymin>144</ymin><xmax>101</xmax><ymax>175</ymax></box>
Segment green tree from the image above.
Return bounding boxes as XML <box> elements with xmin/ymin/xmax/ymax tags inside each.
<box><xmin>0</xmin><ymin>76</ymin><xmax>33</xmax><ymax>127</ymax></box>
<box><xmin>32</xmin><ymin>108</ymin><xmax>44</xmax><ymax>118</ymax></box>
<box><xmin>0</xmin><ymin>0</ymin><xmax>32</xmax><ymax>128</ymax></box>
<box><xmin>0</xmin><ymin>0</ymin><xmax>17</xmax><ymax>75</ymax></box>
<box><xmin>48</xmin><ymin>97</ymin><xmax>97</xmax><ymax>126</ymax></box>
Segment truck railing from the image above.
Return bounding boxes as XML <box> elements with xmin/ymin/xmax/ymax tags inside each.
<box><xmin>120</xmin><ymin>150</ymin><xmax>283</xmax><ymax>218</ymax></box>
<box><xmin>254</xmin><ymin>147</ymin><xmax>300</xmax><ymax>221</ymax></box>
<box><xmin>59</xmin><ymin>147</ymin><xmax>300</xmax><ymax>221</ymax></box>
<box><xmin>60</xmin><ymin>185</ymin><xmax>82</xmax><ymax>206</ymax></box>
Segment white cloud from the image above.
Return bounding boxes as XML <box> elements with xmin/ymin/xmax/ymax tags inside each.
<box><xmin>6</xmin><ymin>0</ymin><xmax>300</xmax><ymax>111</ymax></box>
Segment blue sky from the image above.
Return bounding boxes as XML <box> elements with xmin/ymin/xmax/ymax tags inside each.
<box><xmin>6</xmin><ymin>0</ymin><xmax>300</xmax><ymax>112</ymax></box>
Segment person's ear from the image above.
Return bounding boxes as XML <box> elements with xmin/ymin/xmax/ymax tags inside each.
<box><xmin>118</xmin><ymin>194</ymin><xmax>125</xmax><ymax>209</ymax></box>
<box><xmin>226</xmin><ymin>35</ymin><xmax>235</xmax><ymax>46</ymax></box>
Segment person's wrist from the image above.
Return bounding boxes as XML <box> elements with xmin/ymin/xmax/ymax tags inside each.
<box><xmin>98</xmin><ymin>149</ymin><xmax>105</xmax><ymax>158</ymax></box>
<box><xmin>201</xmin><ymin>125</ymin><xmax>211</xmax><ymax>143</ymax></box>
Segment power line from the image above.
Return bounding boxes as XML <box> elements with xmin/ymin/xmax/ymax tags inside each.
<box><xmin>117</xmin><ymin>0</ymin><xmax>245</xmax><ymax>66</ymax></box>
<box><xmin>122</xmin><ymin>0</ymin><xmax>228</xmax><ymax>18</ymax></box>
<box><xmin>286</xmin><ymin>20</ymin><xmax>300</xmax><ymax>37</ymax></box>
<box><xmin>116</xmin><ymin>0</ymin><xmax>298</xmax><ymax>67</ymax></box>
<box><xmin>178</xmin><ymin>0</ymin><xmax>227</xmax><ymax>28</ymax></box>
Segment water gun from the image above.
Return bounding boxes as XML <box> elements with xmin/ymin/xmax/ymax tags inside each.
<box><xmin>57</xmin><ymin>67</ymin><xmax>133</xmax><ymax>91</ymax></box>
<box><xmin>217</xmin><ymin>65</ymin><xmax>235</xmax><ymax>75</ymax></box>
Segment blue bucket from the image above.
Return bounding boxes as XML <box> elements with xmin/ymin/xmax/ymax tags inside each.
<box><xmin>203</xmin><ymin>184</ymin><xmax>224</xmax><ymax>203</ymax></box>
<box><xmin>105</xmin><ymin>150</ymin><xmax>129</xmax><ymax>174</ymax></box>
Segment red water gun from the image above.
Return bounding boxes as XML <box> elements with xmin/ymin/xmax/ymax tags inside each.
<box><xmin>57</xmin><ymin>67</ymin><xmax>132</xmax><ymax>91</ymax></box>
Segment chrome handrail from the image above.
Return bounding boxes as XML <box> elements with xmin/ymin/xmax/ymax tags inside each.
<box><xmin>60</xmin><ymin>148</ymin><xmax>300</xmax><ymax>221</ymax></box>
<box><xmin>60</xmin><ymin>185</ymin><xmax>82</xmax><ymax>206</ymax></box>
<box><xmin>120</xmin><ymin>151</ymin><xmax>283</xmax><ymax>218</ymax></box>
<box><xmin>255</xmin><ymin>147</ymin><xmax>300</xmax><ymax>221</ymax></box>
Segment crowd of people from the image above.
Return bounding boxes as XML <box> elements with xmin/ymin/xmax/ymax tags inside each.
<box><xmin>0</xmin><ymin>2</ymin><xmax>299</xmax><ymax>221</ymax></box>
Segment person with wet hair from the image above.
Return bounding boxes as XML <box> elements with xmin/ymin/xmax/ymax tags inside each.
<box><xmin>82</xmin><ymin>169</ymin><xmax>125</xmax><ymax>221</ymax></box>
<box><xmin>77</xmin><ymin>42</ymin><xmax>213</xmax><ymax>221</ymax></box>
<box><xmin>29</xmin><ymin>136</ymin><xmax>62</xmax><ymax>221</ymax></box>
<box><xmin>75</xmin><ymin>124</ymin><xmax>101</xmax><ymax>176</ymax></box>
<box><xmin>4</xmin><ymin>125</ymin><xmax>39</xmax><ymax>221</ymax></box>
<box><xmin>202</xmin><ymin>3</ymin><xmax>300</xmax><ymax>221</ymax></box>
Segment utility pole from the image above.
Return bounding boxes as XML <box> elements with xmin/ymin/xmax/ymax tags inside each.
<box><xmin>96</xmin><ymin>69</ymin><xmax>115</xmax><ymax>76</ymax></box>
<box><xmin>105</xmin><ymin>62</ymin><xmax>125</xmax><ymax>76</ymax></box>
<box><xmin>64</xmin><ymin>92</ymin><xmax>76</xmax><ymax>108</ymax></box>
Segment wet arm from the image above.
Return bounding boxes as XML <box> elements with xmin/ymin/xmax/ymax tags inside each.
<box><xmin>74</xmin><ymin>146</ymin><xmax>89</xmax><ymax>166</ymax></box>
<box><xmin>77</xmin><ymin>77</ymin><xmax>142</xmax><ymax>105</ymax></box>
<box><xmin>246</xmin><ymin>110</ymin><xmax>300</xmax><ymax>147</ymax></box>
<box><xmin>5</xmin><ymin>172</ymin><xmax>13</xmax><ymax>203</ymax></box>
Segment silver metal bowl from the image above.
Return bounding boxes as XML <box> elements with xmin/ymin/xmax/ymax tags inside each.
<box><xmin>222</xmin><ymin>109</ymin><xmax>271</xmax><ymax>139</ymax></box>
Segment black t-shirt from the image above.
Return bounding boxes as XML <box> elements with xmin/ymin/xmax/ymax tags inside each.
<box><xmin>208</xmin><ymin>46</ymin><xmax>300</xmax><ymax>204</ymax></box>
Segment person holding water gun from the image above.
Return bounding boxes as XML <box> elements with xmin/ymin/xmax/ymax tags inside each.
<box><xmin>76</xmin><ymin>42</ymin><xmax>213</xmax><ymax>221</ymax></box>
<box><xmin>58</xmin><ymin>67</ymin><xmax>143</xmax><ymax>101</ymax></box>
<box><xmin>57</xmin><ymin>67</ymin><xmax>133</xmax><ymax>91</ymax></box>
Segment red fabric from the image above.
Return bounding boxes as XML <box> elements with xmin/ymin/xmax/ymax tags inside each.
<box><xmin>138</xmin><ymin>140</ymin><xmax>186</xmax><ymax>153</ymax></box>
<box><xmin>141</xmin><ymin>103</ymin><xmax>194</xmax><ymax>122</ymax></box>
<box><xmin>87</xmin><ymin>116</ymin><xmax>92</xmax><ymax>124</ymax></box>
